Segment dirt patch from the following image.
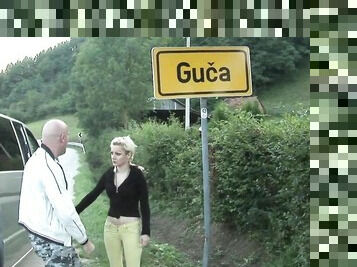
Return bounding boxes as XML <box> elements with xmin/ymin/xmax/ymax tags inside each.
<box><xmin>151</xmin><ymin>211</ymin><xmax>264</xmax><ymax>266</ymax></box>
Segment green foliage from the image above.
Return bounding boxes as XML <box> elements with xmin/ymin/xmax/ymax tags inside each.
<box><xmin>143</xmin><ymin>243</ymin><xmax>199</xmax><ymax>267</ymax></box>
<box><xmin>210</xmin><ymin>111</ymin><xmax>309</xmax><ymax>265</ymax></box>
<box><xmin>130</xmin><ymin>118</ymin><xmax>190</xmax><ymax>199</ymax></box>
<box><xmin>263</xmin><ymin>240</ymin><xmax>308</xmax><ymax>267</ymax></box>
<box><xmin>0</xmin><ymin>39</ymin><xmax>84</xmax><ymax>122</ymax></box>
<box><xmin>210</xmin><ymin>101</ymin><xmax>233</xmax><ymax>122</ymax></box>
<box><xmin>163</xmin><ymin>127</ymin><xmax>202</xmax><ymax>216</ymax></box>
<box><xmin>210</xmin><ymin>112</ymin><xmax>271</xmax><ymax>229</ymax></box>
<box><xmin>258</xmin><ymin>64</ymin><xmax>310</xmax><ymax>116</ymax></box>
<box><xmin>71</xmin><ymin>38</ymin><xmax>159</xmax><ymax>136</ymax></box>
<box><xmin>240</xmin><ymin>100</ymin><xmax>263</xmax><ymax>116</ymax></box>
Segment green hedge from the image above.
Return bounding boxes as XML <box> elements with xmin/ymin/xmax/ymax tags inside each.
<box><xmin>210</xmin><ymin>111</ymin><xmax>309</xmax><ymax>266</ymax></box>
<box><xmin>84</xmin><ymin>110</ymin><xmax>308</xmax><ymax>266</ymax></box>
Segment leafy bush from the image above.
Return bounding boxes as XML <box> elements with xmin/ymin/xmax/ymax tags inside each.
<box><xmin>210</xmin><ymin>110</ymin><xmax>309</xmax><ymax>265</ymax></box>
<box><xmin>131</xmin><ymin>118</ymin><xmax>189</xmax><ymax>199</ymax></box>
<box><xmin>163</xmin><ymin>127</ymin><xmax>202</xmax><ymax>216</ymax></box>
<box><xmin>210</xmin><ymin>101</ymin><xmax>233</xmax><ymax>122</ymax></box>
<box><xmin>241</xmin><ymin>100</ymin><xmax>263</xmax><ymax>116</ymax></box>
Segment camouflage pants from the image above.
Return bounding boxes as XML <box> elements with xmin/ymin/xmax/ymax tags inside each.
<box><xmin>28</xmin><ymin>233</ymin><xmax>81</xmax><ymax>267</ymax></box>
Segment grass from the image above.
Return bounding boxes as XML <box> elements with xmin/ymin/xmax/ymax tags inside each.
<box><xmin>74</xmin><ymin>153</ymin><xmax>198</xmax><ymax>267</ymax></box>
<box><xmin>26</xmin><ymin>114</ymin><xmax>85</xmax><ymax>142</ymax></box>
<box><xmin>74</xmin><ymin>153</ymin><xmax>109</xmax><ymax>267</ymax></box>
<box><xmin>257</xmin><ymin>64</ymin><xmax>309</xmax><ymax>116</ymax></box>
<box><xmin>142</xmin><ymin>242</ymin><xmax>199</xmax><ymax>267</ymax></box>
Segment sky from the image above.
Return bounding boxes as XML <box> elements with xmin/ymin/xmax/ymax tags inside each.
<box><xmin>0</xmin><ymin>37</ymin><xmax>70</xmax><ymax>71</ymax></box>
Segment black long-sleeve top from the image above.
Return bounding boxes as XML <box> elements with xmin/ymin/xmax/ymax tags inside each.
<box><xmin>76</xmin><ymin>165</ymin><xmax>150</xmax><ymax>235</ymax></box>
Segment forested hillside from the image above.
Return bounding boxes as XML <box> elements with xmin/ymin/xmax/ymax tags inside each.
<box><xmin>0</xmin><ymin>38</ymin><xmax>85</xmax><ymax>120</ymax></box>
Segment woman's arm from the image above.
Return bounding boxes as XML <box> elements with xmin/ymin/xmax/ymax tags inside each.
<box><xmin>138</xmin><ymin>170</ymin><xmax>150</xmax><ymax>236</ymax></box>
<box><xmin>76</xmin><ymin>171</ymin><xmax>107</xmax><ymax>214</ymax></box>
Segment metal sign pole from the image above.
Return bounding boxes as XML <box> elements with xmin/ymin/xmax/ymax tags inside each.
<box><xmin>200</xmin><ymin>98</ymin><xmax>211</xmax><ymax>267</ymax></box>
<box><xmin>185</xmin><ymin>37</ymin><xmax>191</xmax><ymax>130</ymax></box>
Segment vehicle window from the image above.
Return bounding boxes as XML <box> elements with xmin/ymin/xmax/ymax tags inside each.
<box><xmin>0</xmin><ymin>117</ymin><xmax>23</xmax><ymax>171</ymax></box>
<box><xmin>12</xmin><ymin>121</ymin><xmax>30</xmax><ymax>163</ymax></box>
<box><xmin>25</xmin><ymin>128</ymin><xmax>39</xmax><ymax>155</ymax></box>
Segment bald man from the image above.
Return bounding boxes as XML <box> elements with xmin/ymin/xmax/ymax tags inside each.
<box><xmin>18</xmin><ymin>119</ymin><xmax>94</xmax><ymax>266</ymax></box>
<box><xmin>41</xmin><ymin>119</ymin><xmax>69</xmax><ymax>157</ymax></box>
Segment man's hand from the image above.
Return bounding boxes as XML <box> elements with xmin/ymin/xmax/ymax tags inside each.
<box><xmin>140</xmin><ymin>235</ymin><xmax>150</xmax><ymax>247</ymax></box>
<box><xmin>83</xmin><ymin>240</ymin><xmax>95</xmax><ymax>255</ymax></box>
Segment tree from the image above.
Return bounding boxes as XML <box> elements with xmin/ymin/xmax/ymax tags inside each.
<box><xmin>0</xmin><ymin>38</ymin><xmax>84</xmax><ymax>121</ymax></box>
<box><xmin>72</xmin><ymin>38</ymin><xmax>155</xmax><ymax>135</ymax></box>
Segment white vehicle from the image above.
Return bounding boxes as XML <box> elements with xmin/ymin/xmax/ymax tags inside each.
<box><xmin>0</xmin><ymin>114</ymin><xmax>39</xmax><ymax>267</ymax></box>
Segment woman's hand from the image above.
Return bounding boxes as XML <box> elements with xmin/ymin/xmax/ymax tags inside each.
<box><xmin>140</xmin><ymin>234</ymin><xmax>150</xmax><ymax>247</ymax></box>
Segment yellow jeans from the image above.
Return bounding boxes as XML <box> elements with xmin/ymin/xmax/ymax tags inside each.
<box><xmin>104</xmin><ymin>219</ymin><xmax>142</xmax><ymax>267</ymax></box>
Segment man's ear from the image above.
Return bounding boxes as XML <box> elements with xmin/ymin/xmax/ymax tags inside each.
<box><xmin>59</xmin><ymin>132</ymin><xmax>65</xmax><ymax>142</ymax></box>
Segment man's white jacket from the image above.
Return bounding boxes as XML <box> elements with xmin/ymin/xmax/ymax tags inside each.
<box><xmin>18</xmin><ymin>145</ymin><xmax>88</xmax><ymax>247</ymax></box>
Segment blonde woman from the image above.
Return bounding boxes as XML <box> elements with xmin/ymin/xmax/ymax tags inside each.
<box><xmin>76</xmin><ymin>136</ymin><xmax>150</xmax><ymax>267</ymax></box>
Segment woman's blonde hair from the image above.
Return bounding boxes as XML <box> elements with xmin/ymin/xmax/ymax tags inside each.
<box><xmin>110</xmin><ymin>136</ymin><xmax>137</xmax><ymax>161</ymax></box>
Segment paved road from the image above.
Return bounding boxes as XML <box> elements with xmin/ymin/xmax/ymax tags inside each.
<box><xmin>58</xmin><ymin>146</ymin><xmax>81</xmax><ymax>198</ymax></box>
<box><xmin>15</xmin><ymin>147</ymin><xmax>81</xmax><ymax>267</ymax></box>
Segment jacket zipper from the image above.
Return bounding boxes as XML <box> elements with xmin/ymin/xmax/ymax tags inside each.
<box><xmin>57</xmin><ymin>161</ymin><xmax>68</xmax><ymax>190</ymax></box>
<box><xmin>49</xmin><ymin>207</ymin><xmax>54</xmax><ymax>226</ymax></box>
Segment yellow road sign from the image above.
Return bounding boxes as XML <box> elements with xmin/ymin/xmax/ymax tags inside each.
<box><xmin>151</xmin><ymin>46</ymin><xmax>253</xmax><ymax>99</ymax></box>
